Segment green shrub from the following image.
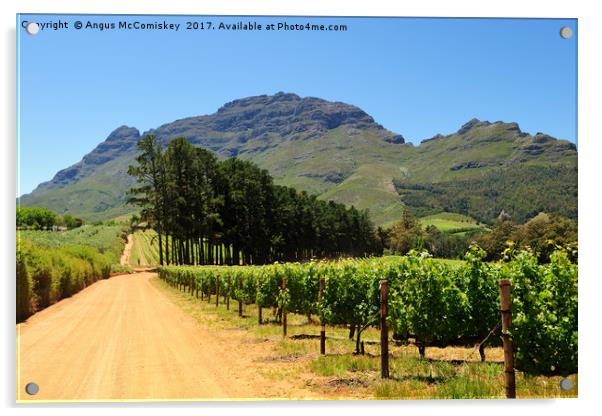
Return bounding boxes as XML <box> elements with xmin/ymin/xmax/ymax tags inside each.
<box><xmin>16</xmin><ymin>230</ymin><xmax>121</xmax><ymax>320</ymax></box>
<box><xmin>16</xmin><ymin>245</ymin><xmax>31</xmax><ymax>321</ymax></box>
<box><xmin>507</xmin><ymin>249</ymin><xmax>578</xmax><ymax>376</ymax></box>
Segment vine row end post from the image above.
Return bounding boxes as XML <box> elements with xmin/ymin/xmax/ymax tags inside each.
<box><xmin>282</xmin><ymin>276</ymin><xmax>287</xmax><ymax>337</ymax></box>
<box><xmin>499</xmin><ymin>279</ymin><xmax>516</xmax><ymax>399</ymax></box>
<box><xmin>238</xmin><ymin>277</ymin><xmax>243</xmax><ymax>317</ymax></box>
<box><xmin>380</xmin><ymin>279</ymin><xmax>389</xmax><ymax>379</ymax></box>
<box><xmin>215</xmin><ymin>277</ymin><xmax>220</xmax><ymax>307</ymax></box>
<box><xmin>319</xmin><ymin>277</ymin><xmax>325</xmax><ymax>355</ymax></box>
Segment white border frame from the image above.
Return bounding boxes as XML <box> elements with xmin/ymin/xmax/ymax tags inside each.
<box><xmin>2</xmin><ymin>1</ymin><xmax>600</xmax><ymax>415</ymax></box>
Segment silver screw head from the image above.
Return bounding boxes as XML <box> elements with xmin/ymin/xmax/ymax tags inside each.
<box><xmin>560</xmin><ymin>377</ymin><xmax>574</xmax><ymax>391</ymax></box>
<box><xmin>25</xmin><ymin>382</ymin><xmax>39</xmax><ymax>395</ymax></box>
<box><xmin>560</xmin><ymin>26</ymin><xmax>573</xmax><ymax>39</ymax></box>
<box><xmin>25</xmin><ymin>22</ymin><xmax>40</xmax><ymax>35</ymax></box>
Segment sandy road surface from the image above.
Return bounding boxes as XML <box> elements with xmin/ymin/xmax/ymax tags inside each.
<box><xmin>119</xmin><ymin>234</ymin><xmax>133</xmax><ymax>267</ymax></box>
<box><xmin>17</xmin><ymin>272</ymin><xmax>308</xmax><ymax>402</ymax></box>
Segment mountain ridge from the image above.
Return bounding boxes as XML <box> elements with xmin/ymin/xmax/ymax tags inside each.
<box><xmin>20</xmin><ymin>92</ymin><xmax>577</xmax><ymax>226</ymax></box>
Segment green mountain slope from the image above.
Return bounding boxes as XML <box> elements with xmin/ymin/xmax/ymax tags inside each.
<box><xmin>19</xmin><ymin>93</ymin><xmax>577</xmax><ymax>226</ymax></box>
<box><xmin>393</xmin><ymin>119</ymin><xmax>577</xmax><ymax>224</ymax></box>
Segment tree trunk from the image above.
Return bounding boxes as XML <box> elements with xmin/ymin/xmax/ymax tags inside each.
<box><xmin>233</xmin><ymin>244</ymin><xmax>240</xmax><ymax>266</ymax></box>
<box><xmin>185</xmin><ymin>238</ymin><xmax>190</xmax><ymax>265</ymax></box>
<box><xmin>418</xmin><ymin>344</ymin><xmax>426</xmax><ymax>359</ymax></box>
<box><xmin>158</xmin><ymin>232</ymin><xmax>164</xmax><ymax>266</ymax></box>
<box><xmin>349</xmin><ymin>324</ymin><xmax>356</xmax><ymax>339</ymax></box>
<box><xmin>165</xmin><ymin>233</ymin><xmax>170</xmax><ymax>265</ymax></box>
<box><xmin>355</xmin><ymin>324</ymin><xmax>363</xmax><ymax>355</ymax></box>
<box><xmin>199</xmin><ymin>237</ymin><xmax>204</xmax><ymax>265</ymax></box>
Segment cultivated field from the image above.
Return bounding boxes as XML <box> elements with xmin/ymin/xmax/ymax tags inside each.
<box><xmin>419</xmin><ymin>212</ymin><xmax>486</xmax><ymax>235</ymax></box>
<box><xmin>157</xmin><ymin>248</ymin><xmax>577</xmax><ymax>399</ymax></box>
<box><xmin>129</xmin><ymin>230</ymin><xmax>162</xmax><ymax>268</ymax></box>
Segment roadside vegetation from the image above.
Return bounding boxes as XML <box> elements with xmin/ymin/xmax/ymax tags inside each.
<box><xmin>17</xmin><ymin>216</ymin><xmax>130</xmax><ymax>321</ymax></box>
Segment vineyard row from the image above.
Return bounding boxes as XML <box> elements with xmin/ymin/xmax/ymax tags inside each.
<box><xmin>158</xmin><ymin>246</ymin><xmax>577</xmax><ymax>377</ymax></box>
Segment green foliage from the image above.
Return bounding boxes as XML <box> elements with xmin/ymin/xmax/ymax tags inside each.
<box><xmin>510</xmin><ymin>213</ymin><xmax>578</xmax><ymax>263</ymax></box>
<box><xmin>456</xmin><ymin>246</ymin><xmax>500</xmax><ymax>340</ymax></box>
<box><xmin>19</xmin><ymin>224</ymin><xmax>127</xmax><ymax>264</ymax></box>
<box><xmin>16</xmin><ymin>239</ymin><xmax>111</xmax><ymax>320</ymax></box>
<box><xmin>16</xmin><ymin>205</ymin><xmax>85</xmax><ymax>230</ymax></box>
<box><xmin>506</xmin><ymin>249</ymin><xmax>578</xmax><ymax>376</ymax></box>
<box><xmin>284</xmin><ymin>262</ymin><xmax>320</xmax><ymax>317</ymax></box>
<box><xmin>320</xmin><ymin>262</ymin><xmax>379</xmax><ymax>329</ymax></box>
<box><xmin>387</xmin><ymin>211</ymin><xmax>473</xmax><ymax>259</ymax></box>
<box><xmin>16</xmin><ymin>224</ymin><xmax>128</xmax><ymax>321</ymax></box>
<box><xmin>395</xmin><ymin>165</ymin><xmax>577</xmax><ymax>225</ymax></box>
<box><xmin>16</xmin><ymin>206</ymin><xmax>58</xmax><ymax>229</ymax></box>
<box><xmin>387</xmin><ymin>251</ymin><xmax>470</xmax><ymax>347</ymax></box>
<box><xmin>477</xmin><ymin>214</ymin><xmax>577</xmax><ymax>262</ymax></box>
<box><xmin>16</xmin><ymin>247</ymin><xmax>31</xmax><ymax>321</ymax></box>
<box><xmin>422</xmin><ymin>225</ymin><xmax>472</xmax><ymax>259</ymax></box>
<box><xmin>61</xmin><ymin>214</ymin><xmax>83</xmax><ymax>229</ymax></box>
<box><xmin>387</xmin><ymin>210</ymin><xmax>425</xmax><ymax>255</ymax></box>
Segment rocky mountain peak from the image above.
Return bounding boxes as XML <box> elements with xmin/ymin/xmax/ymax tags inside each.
<box><xmin>143</xmin><ymin>92</ymin><xmax>402</xmax><ymax>152</ymax></box>
<box><xmin>105</xmin><ymin>126</ymin><xmax>141</xmax><ymax>142</ymax></box>
<box><xmin>457</xmin><ymin>118</ymin><xmax>493</xmax><ymax>135</ymax></box>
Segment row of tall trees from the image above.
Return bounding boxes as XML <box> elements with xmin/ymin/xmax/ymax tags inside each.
<box><xmin>127</xmin><ymin>135</ymin><xmax>378</xmax><ymax>266</ymax></box>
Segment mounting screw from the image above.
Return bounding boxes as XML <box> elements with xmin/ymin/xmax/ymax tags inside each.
<box><xmin>25</xmin><ymin>382</ymin><xmax>39</xmax><ymax>395</ymax></box>
<box><xmin>25</xmin><ymin>22</ymin><xmax>40</xmax><ymax>35</ymax></box>
<box><xmin>559</xmin><ymin>26</ymin><xmax>573</xmax><ymax>39</ymax></box>
<box><xmin>560</xmin><ymin>377</ymin><xmax>574</xmax><ymax>391</ymax></box>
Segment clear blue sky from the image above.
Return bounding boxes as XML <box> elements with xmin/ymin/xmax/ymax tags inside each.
<box><xmin>17</xmin><ymin>15</ymin><xmax>577</xmax><ymax>195</ymax></box>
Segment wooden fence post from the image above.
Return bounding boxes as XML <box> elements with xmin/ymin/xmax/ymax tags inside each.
<box><xmin>238</xmin><ymin>277</ymin><xmax>243</xmax><ymax>317</ymax></box>
<box><xmin>226</xmin><ymin>276</ymin><xmax>230</xmax><ymax>310</ymax></box>
<box><xmin>282</xmin><ymin>276</ymin><xmax>287</xmax><ymax>337</ymax></box>
<box><xmin>319</xmin><ymin>277</ymin><xmax>326</xmax><ymax>355</ymax></box>
<box><xmin>380</xmin><ymin>279</ymin><xmax>389</xmax><ymax>379</ymax></box>
<box><xmin>499</xmin><ymin>279</ymin><xmax>516</xmax><ymax>399</ymax></box>
<box><xmin>215</xmin><ymin>277</ymin><xmax>220</xmax><ymax>307</ymax></box>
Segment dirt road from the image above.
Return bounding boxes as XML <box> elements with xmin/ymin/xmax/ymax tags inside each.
<box><xmin>119</xmin><ymin>234</ymin><xmax>133</xmax><ymax>267</ymax></box>
<box><xmin>17</xmin><ymin>272</ymin><xmax>313</xmax><ymax>402</ymax></box>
